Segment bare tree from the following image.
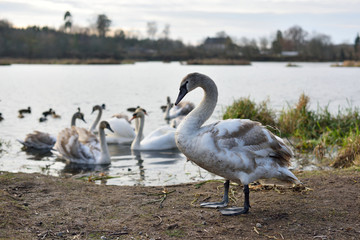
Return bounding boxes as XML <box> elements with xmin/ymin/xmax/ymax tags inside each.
<box><xmin>147</xmin><ymin>21</ymin><xmax>157</xmax><ymax>39</ymax></box>
<box><xmin>64</xmin><ymin>11</ymin><xmax>72</xmax><ymax>33</ymax></box>
<box><xmin>259</xmin><ymin>36</ymin><xmax>269</xmax><ymax>51</ymax></box>
<box><xmin>96</xmin><ymin>14</ymin><xmax>111</xmax><ymax>37</ymax></box>
<box><xmin>284</xmin><ymin>25</ymin><xmax>308</xmax><ymax>51</ymax></box>
<box><xmin>161</xmin><ymin>24</ymin><xmax>170</xmax><ymax>39</ymax></box>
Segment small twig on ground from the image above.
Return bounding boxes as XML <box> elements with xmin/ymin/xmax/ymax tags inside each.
<box><xmin>153</xmin><ymin>215</ymin><xmax>163</xmax><ymax>226</ymax></box>
<box><xmin>144</xmin><ymin>188</ymin><xmax>176</xmax><ymax>208</ymax></box>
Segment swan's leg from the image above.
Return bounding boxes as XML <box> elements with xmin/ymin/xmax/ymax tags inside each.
<box><xmin>200</xmin><ymin>180</ymin><xmax>229</xmax><ymax>208</ymax></box>
<box><xmin>219</xmin><ymin>184</ymin><xmax>250</xmax><ymax>216</ymax></box>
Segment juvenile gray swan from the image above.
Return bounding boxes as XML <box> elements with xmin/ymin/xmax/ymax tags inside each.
<box><xmin>55</xmin><ymin>121</ymin><xmax>113</xmax><ymax>164</ymax></box>
<box><xmin>174</xmin><ymin>73</ymin><xmax>301</xmax><ymax>216</ymax></box>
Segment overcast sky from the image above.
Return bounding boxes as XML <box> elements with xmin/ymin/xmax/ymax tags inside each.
<box><xmin>1</xmin><ymin>0</ymin><xmax>360</xmax><ymax>45</ymax></box>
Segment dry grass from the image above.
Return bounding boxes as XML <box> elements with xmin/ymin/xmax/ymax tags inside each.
<box><xmin>332</xmin><ymin>135</ymin><xmax>360</xmax><ymax>168</ymax></box>
<box><xmin>331</xmin><ymin>61</ymin><xmax>360</xmax><ymax>67</ymax></box>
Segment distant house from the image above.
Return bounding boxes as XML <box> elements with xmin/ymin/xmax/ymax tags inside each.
<box><xmin>202</xmin><ymin>37</ymin><xmax>227</xmax><ymax>51</ymax></box>
<box><xmin>281</xmin><ymin>51</ymin><xmax>299</xmax><ymax>57</ymax></box>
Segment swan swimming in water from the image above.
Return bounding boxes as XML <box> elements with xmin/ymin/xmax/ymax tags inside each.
<box><xmin>18</xmin><ymin>110</ymin><xmax>86</xmax><ymax>151</ymax></box>
<box><xmin>174</xmin><ymin>72</ymin><xmax>301</xmax><ymax>215</ymax></box>
<box><xmin>106</xmin><ymin>108</ymin><xmax>147</xmax><ymax>144</ymax></box>
<box><xmin>130</xmin><ymin>108</ymin><xmax>177</xmax><ymax>150</ymax></box>
<box><xmin>18</xmin><ymin>131</ymin><xmax>56</xmax><ymax>150</ymax></box>
<box><xmin>55</xmin><ymin>120</ymin><xmax>113</xmax><ymax>164</ymax></box>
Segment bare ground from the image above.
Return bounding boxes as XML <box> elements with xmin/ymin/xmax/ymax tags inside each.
<box><xmin>0</xmin><ymin>169</ymin><xmax>359</xmax><ymax>240</ymax></box>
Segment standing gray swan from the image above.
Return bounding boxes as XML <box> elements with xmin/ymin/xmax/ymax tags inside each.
<box><xmin>174</xmin><ymin>73</ymin><xmax>301</xmax><ymax>216</ymax></box>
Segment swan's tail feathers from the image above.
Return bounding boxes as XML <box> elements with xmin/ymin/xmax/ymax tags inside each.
<box><xmin>278</xmin><ymin>168</ymin><xmax>302</xmax><ymax>185</ymax></box>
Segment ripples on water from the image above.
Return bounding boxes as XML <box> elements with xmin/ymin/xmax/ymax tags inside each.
<box><xmin>0</xmin><ymin>62</ymin><xmax>359</xmax><ymax>185</ymax></box>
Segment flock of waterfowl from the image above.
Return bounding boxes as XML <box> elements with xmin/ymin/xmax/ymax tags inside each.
<box><xmin>15</xmin><ymin>106</ymin><xmax>62</xmax><ymax>122</ymax></box>
<box><xmin>2</xmin><ymin>73</ymin><xmax>300</xmax><ymax>215</ymax></box>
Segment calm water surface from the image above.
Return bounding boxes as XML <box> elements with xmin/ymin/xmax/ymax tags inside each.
<box><xmin>0</xmin><ymin>62</ymin><xmax>359</xmax><ymax>186</ymax></box>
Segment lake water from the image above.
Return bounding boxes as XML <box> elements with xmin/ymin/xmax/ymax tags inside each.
<box><xmin>1</xmin><ymin>62</ymin><xmax>360</xmax><ymax>186</ymax></box>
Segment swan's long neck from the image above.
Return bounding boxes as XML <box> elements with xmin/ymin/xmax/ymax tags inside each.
<box><xmin>99</xmin><ymin>126</ymin><xmax>111</xmax><ymax>164</ymax></box>
<box><xmin>134</xmin><ymin>117</ymin><xmax>140</xmax><ymax>134</ymax></box>
<box><xmin>89</xmin><ymin>108</ymin><xmax>102</xmax><ymax>133</ymax></box>
<box><xmin>178</xmin><ymin>78</ymin><xmax>218</xmax><ymax>132</ymax></box>
<box><xmin>164</xmin><ymin>103</ymin><xmax>171</xmax><ymax>120</ymax></box>
<box><xmin>71</xmin><ymin>114</ymin><xmax>78</xmax><ymax>126</ymax></box>
<box><xmin>131</xmin><ymin>115</ymin><xmax>145</xmax><ymax>149</ymax></box>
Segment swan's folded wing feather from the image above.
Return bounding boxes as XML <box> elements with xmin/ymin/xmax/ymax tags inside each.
<box><xmin>210</xmin><ymin>119</ymin><xmax>293</xmax><ymax>167</ymax></box>
<box><xmin>107</xmin><ymin>118</ymin><xmax>136</xmax><ymax>138</ymax></box>
<box><xmin>141</xmin><ymin>128</ymin><xmax>176</xmax><ymax>150</ymax></box>
<box><xmin>75</xmin><ymin>127</ymin><xmax>99</xmax><ymax>145</ymax></box>
<box><xmin>145</xmin><ymin>126</ymin><xmax>174</xmax><ymax>139</ymax></box>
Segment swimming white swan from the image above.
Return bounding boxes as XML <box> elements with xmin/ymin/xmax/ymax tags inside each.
<box><xmin>18</xmin><ymin>111</ymin><xmax>86</xmax><ymax>151</ymax></box>
<box><xmin>106</xmin><ymin>113</ymin><xmax>137</xmax><ymax>144</ymax></box>
<box><xmin>54</xmin><ymin>120</ymin><xmax>113</xmax><ymax>164</ymax></box>
<box><xmin>130</xmin><ymin>108</ymin><xmax>177</xmax><ymax>150</ymax></box>
<box><xmin>106</xmin><ymin>107</ymin><xmax>148</xmax><ymax>144</ymax></box>
<box><xmin>174</xmin><ymin>72</ymin><xmax>301</xmax><ymax>215</ymax></box>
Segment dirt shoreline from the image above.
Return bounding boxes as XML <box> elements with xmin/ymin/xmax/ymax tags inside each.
<box><xmin>1</xmin><ymin>169</ymin><xmax>359</xmax><ymax>239</ymax></box>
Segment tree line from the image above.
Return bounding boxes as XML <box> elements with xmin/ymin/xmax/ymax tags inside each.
<box><xmin>0</xmin><ymin>13</ymin><xmax>359</xmax><ymax>62</ymax></box>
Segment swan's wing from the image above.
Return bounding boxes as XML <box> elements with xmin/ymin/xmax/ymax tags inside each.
<box><xmin>141</xmin><ymin>126</ymin><xmax>177</xmax><ymax>150</ymax></box>
<box><xmin>55</xmin><ymin>127</ymin><xmax>100</xmax><ymax>163</ymax></box>
<box><xmin>75</xmin><ymin>127</ymin><xmax>99</xmax><ymax>145</ymax></box>
<box><xmin>209</xmin><ymin>119</ymin><xmax>293</xmax><ymax>167</ymax></box>
<box><xmin>111</xmin><ymin>113</ymin><xmax>130</xmax><ymax>122</ymax></box>
<box><xmin>18</xmin><ymin>131</ymin><xmax>56</xmax><ymax>149</ymax></box>
<box><xmin>145</xmin><ymin>126</ymin><xmax>175</xmax><ymax>139</ymax></box>
<box><xmin>107</xmin><ymin>118</ymin><xmax>135</xmax><ymax>138</ymax></box>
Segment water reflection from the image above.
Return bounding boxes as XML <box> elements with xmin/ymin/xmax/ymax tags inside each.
<box><xmin>21</xmin><ymin>147</ymin><xmax>54</xmax><ymax>160</ymax></box>
<box><xmin>131</xmin><ymin>150</ymin><xmax>145</xmax><ymax>181</ymax></box>
<box><xmin>61</xmin><ymin>162</ymin><xmax>111</xmax><ymax>175</ymax></box>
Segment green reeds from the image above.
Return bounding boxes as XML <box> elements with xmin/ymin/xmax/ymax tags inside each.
<box><xmin>223</xmin><ymin>97</ymin><xmax>276</xmax><ymax>127</ymax></box>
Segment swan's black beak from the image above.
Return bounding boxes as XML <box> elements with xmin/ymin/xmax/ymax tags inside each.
<box><xmin>106</xmin><ymin>125</ymin><xmax>114</xmax><ymax>133</ymax></box>
<box><xmin>129</xmin><ymin>113</ymin><xmax>137</xmax><ymax>122</ymax></box>
<box><xmin>175</xmin><ymin>85</ymin><xmax>188</xmax><ymax>105</ymax></box>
